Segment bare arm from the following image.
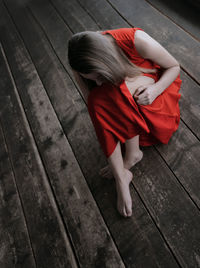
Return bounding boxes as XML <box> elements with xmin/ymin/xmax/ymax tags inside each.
<box><xmin>72</xmin><ymin>70</ymin><xmax>89</xmax><ymax>105</ymax></box>
<box><xmin>134</xmin><ymin>30</ymin><xmax>180</xmax><ymax>104</ymax></box>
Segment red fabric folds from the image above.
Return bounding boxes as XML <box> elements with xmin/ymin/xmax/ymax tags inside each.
<box><xmin>87</xmin><ymin>27</ymin><xmax>182</xmax><ymax>158</ymax></box>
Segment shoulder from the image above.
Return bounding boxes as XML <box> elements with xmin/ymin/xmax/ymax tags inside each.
<box><xmin>101</xmin><ymin>28</ymin><xmax>142</xmax><ymax>40</ymax></box>
<box><xmin>134</xmin><ymin>30</ymin><xmax>164</xmax><ymax>58</ymax></box>
<box><xmin>134</xmin><ymin>30</ymin><xmax>180</xmax><ymax>67</ymax></box>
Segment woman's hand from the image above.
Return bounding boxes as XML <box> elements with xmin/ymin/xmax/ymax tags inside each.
<box><xmin>134</xmin><ymin>84</ymin><xmax>159</xmax><ymax>105</ymax></box>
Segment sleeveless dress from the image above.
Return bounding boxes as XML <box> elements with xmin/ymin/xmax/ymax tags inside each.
<box><xmin>87</xmin><ymin>27</ymin><xmax>182</xmax><ymax>158</ymax></box>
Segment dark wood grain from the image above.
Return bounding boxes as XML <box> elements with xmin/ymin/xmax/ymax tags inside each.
<box><xmin>147</xmin><ymin>0</ymin><xmax>200</xmax><ymax>40</ymax></box>
<box><xmin>0</xmin><ymin>99</ymin><xmax>36</xmax><ymax>268</ymax></box>
<box><xmin>178</xmin><ymin>70</ymin><xmax>200</xmax><ymax>139</ymax></box>
<box><xmin>1</xmin><ymin>0</ymin><xmax>182</xmax><ymax>267</ymax></box>
<box><xmin>0</xmin><ymin>1</ymin><xmax>126</xmax><ymax>267</ymax></box>
<box><xmin>0</xmin><ymin>31</ymin><xmax>77</xmax><ymax>268</ymax></box>
<box><xmin>84</xmin><ymin>0</ymin><xmax>200</xmax><ymax>83</ymax></box>
<box><xmin>23</xmin><ymin>0</ymin><xmax>200</xmax><ymax>267</ymax></box>
<box><xmin>131</xmin><ymin>146</ymin><xmax>200</xmax><ymax>268</ymax></box>
<box><xmin>156</xmin><ymin>120</ymin><xmax>200</xmax><ymax>207</ymax></box>
<box><xmin>0</xmin><ymin>0</ymin><xmax>200</xmax><ymax>267</ymax></box>
<box><xmin>75</xmin><ymin>0</ymin><xmax>200</xmax><ymax>204</ymax></box>
<box><xmin>33</xmin><ymin>0</ymin><xmax>200</xmax><ymax>267</ymax></box>
<box><xmin>56</xmin><ymin>0</ymin><xmax>200</xmax><ymax>140</ymax></box>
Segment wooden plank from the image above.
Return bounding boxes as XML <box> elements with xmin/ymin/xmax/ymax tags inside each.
<box><xmin>68</xmin><ymin>1</ymin><xmax>200</xmax><ymax>264</ymax></box>
<box><xmin>131</xmin><ymin>146</ymin><xmax>200</xmax><ymax>268</ymax></box>
<box><xmin>0</xmin><ymin>44</ymin><xmax>77</xmax><ymax>267</ymax></box>
<box><xmin>156</xmin><ymin>120</ymin><xmax>200</xmax><ymax>207</ymax></box>
<box><xmin>90</xmin><ymin>0</ymin><xmax>200</xmax><ymax>208</ymax></box>
<box><xmin>179</xmin><ymin>70</ymin><xmax>200</xmax><ymax>140</ymax></box>
<box><xmin>30</xmin><ymin>1</ymin><xmax>200</xmax><ymax>267</ymax></box>
<box><xmin>17</xmin><ymin>0</ymin><xmax>200</xmax><ymax>267</ymax></box>
<box><xmin>50</xmin><ymin>0</ymin><xmax>97</xmax><ymax>33</ymax></box>
<box><xmin>50</xmin><ymin>0</ymin><xmax>125</xmax><ymax>33</ymax></box>
<box><xmin>50</xmin><ymin>0</ymin><xmax>200</xmax><ymax>203</ymax></box>
<box><xmin>0</xmin><ymin>2</ymin><xmax>126</xmax><ymax>267</ymax></box>
<box><xmin>147</xmin><ymin>0</ymin><xmax>200</xmax><ymax>40</ymax></box>
<box><xmin>72</xmin><ymin>0</ymin><xmax>200</xmax><ymax>196</ymax></box>
<box><xmin>50</xmin><ymin>0</ymin><xmax>200</xmax><ymax>140</ymax></box>
<box><xmin>0</xmin><ymin>104</ymin><xmax>36</xmax><ymax>268</ymax></box>
<box><xmin>1</xmin><ymin>0</ymin><xmax>182</xmax><ymax>267</ymax></box>
<box><xmin>84</xmin><ymin>0</ymin><xmax>200</xmax><ymax>83</ymax></box>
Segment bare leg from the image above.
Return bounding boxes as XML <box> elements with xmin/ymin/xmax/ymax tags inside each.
<box><xmin>124</xmin><ymin>135</ymin><xmax>143</xmax><ymax>169</ymax></box>
<box><xmin>107</xmin><ymin>140</ymin><xmax>133</xmax><ymax>217</ymax></box>
<box><xmin>100</xmin><ymin>135</ymin><xmax>143</xmax><ymax>178</ymax></box>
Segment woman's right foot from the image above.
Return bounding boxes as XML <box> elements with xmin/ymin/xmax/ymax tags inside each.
<box><xmin>116</xmin><ymin>169</ymin><xmax>133</xmax><ymax>217</ymax></box>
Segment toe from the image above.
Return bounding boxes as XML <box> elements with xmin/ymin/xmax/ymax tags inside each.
<box><xmin>127</xmin><ymin>210</ymin><xmax>132</xmax><ymax>217</ymax></box>
<box><xmin>123</xmin><ymin>207</ymin><xmax>127</xmax><ymax>217</ymax></box>
<box><xmin>126</xmin><ymin>205</ymin><xmax>132</xmax><ymax>217</ymax></box>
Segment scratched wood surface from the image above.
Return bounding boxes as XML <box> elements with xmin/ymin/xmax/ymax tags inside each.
<box><xmin>0</xmin><ymin>0</ymin><xmax>199</xmax><ymax>267</ymax></box>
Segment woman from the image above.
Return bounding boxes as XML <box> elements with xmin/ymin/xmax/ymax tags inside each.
<box><xmin>68</xmin><ymin>27</ymin><xmax>182</xmax><ymax>218</ymax></box>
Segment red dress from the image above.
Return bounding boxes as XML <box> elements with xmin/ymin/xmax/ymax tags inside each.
<box><xmin>87</xmin><ymin>27</ymin><xmax>182</xmax><ymax>158</ymax></box>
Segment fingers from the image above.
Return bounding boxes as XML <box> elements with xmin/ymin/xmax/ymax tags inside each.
<box><xmin>136</xmin><ymin>94</ymin><xmax>150</xmax><ymax>105</ymax></box>
<box><xmin>134</xmin><ymin>86</ymin><xmax>154</xmax><ymax>105</ymax></box>
<box><xmin>134</xmin><ymin>85</ymin><xmax>147</xmax><ymax>97</ymax></box>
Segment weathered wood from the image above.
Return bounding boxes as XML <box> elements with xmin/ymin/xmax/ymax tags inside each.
<box><xmin>74</xmin><ymin>0</ymin><xmax>200</xmax><ymax>202</ymax></box>
<box><xmin>155</xmin><ymin>120</ymin><xmax>200</xmax><ymax>207</ymax></box>
<box><xmin>179</xmin><ymin>70</ymin><xmax>200</xmax><ymax>140</ymax></box>
<box><xmin>50</xmin><ymin>0</ymin><xmax>97</xmax><ymax>33</ymax></box>
<box><xmin>147</xmin><ymin>0</ymin><xmax>200</xmax><ymax>40</ymax></box>
<box><xmin>1</xmin><ymin>0</ymin><xmax>200</xmax><ymax>267</ymax></box>
<box><xmin>24</xmin><ymin>0</ymin><xmax>200</xmax><ymax>267</ymax></box>
<box><xmin>82</xmin><ymin>0</ymin><xmax>200</xmax><ymax>83</ymax></box>
<box><xmin>0</xmin><ymin>1</ymin><xmax>126</xmax><ymax>267</ymax></box>
<box><xmin>131</xmin><ymin>146</ymin><xmax>200</xmax><ymax>268</ymax></box>
<box><xmin>0</xmin><ymin>40</ymin><xmax>77</xmax><ymax>268</ymax></box>
<box><xmin>51</xmin><ymin>0</ymin><xmax>200</xmax><ymax>140</ymax></box>
<box><xmin>1</xmin><ymin>0</ymin><xmax>183</xmax><ymax>267</ymax></box>
<box><xmin>30</xmin><ymin>0</ymin><xmax>200</xmax><ymax>266</ymax></box>
<box><xmin>0</xmin><ymin>104</ymin><xmax>36</xmax><ymax>268</ymax></box>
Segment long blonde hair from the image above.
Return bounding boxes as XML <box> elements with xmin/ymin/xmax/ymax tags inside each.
<box><xmin>68</xmin><ymin>30</ymin><xmax>156</xmax><ymax>90</ymax></box>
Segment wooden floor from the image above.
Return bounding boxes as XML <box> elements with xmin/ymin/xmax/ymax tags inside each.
<box><xmin>0</xmin><ymin>0</ymin><xmax>200</xmax><ymax>267</ymax></box>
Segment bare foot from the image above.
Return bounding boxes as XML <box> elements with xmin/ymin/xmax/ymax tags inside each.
<box><xmin>99</xmin><ymin>150</ymin><xmax>143</xmax><ymax>179</ymax></box>
<box><xmin>116</xmin><ymin>169</ymin><xmax>133</xmax><ymax>217</ymax></box>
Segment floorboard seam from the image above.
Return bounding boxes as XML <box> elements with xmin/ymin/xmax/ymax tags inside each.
<box><xmin>2</xmin><ymin>3</ymin><xmax>80</xmax><ymax>266</ymax></box>
<box><xmin>105</xmin><ymin>0</ymin><xmax>200</xmax><ymax>86</ymax></box>
<box><xmin>130</xmin><ymin>178</ymin><xmax>182</xmax><ymax>267</ymax></box>
<box><xmin>34</xmin><ymin>0</ymin><xmax>200</xmax><ymax>234</ymax></box>
<box><xmin>31</xmin><ymin>0</ymin><xmax>200</xmax><ymax>217</ymax></box>
<box><xmin>180</xmin><ymin>118</ymin><xmax>200</xmax><ymax>142</ymax></box>
<box><xmin>49</xmin><ymin>0</ymin><xmax>74</xmax><ymax>34</ymax></box>
<box><xmin>52</xmin><ymin>0</ymin><xmax>200</xmax><ymax>88</ymax></box>
<box><xmin>153</xmin><ymin>142</ymin><xmax>200</xmax><ymax>212</ymax></box>
<box><xmin>181</xmin><ymin>66</ymin><xmax>200</xmax><ymax>86</ymax></box>
<box><xmin>3</xmin><ymin>2</ymin><xmax>126</xmax><ymax>265</ymax></box>
<box><xmin>3</xmin><ymin>1</ymin><xmax>199</xmax><ymax>266</ymax></box>
<box><xmin>26</xmin><ymin>6</ymin><xmax>128</xmax><ymax>265</ymax></box>
<box><xmin>0</xmin><ymin>121</ymin><xmax>37</xmax><ymax>268</ymax></box>
<box><xmin>75</xmin><ymin>0</ymin><xmax>104</xmax><ymax>29</ymax></box>
<box><xmin>49</xmin><ymin>2</ymin><xmax>191</xmax><ymax>263</ymax></box>
<box><xmin>145</xmin><ymin>0</ymin><xmax>200</xmax><ymax>42</ymax></box>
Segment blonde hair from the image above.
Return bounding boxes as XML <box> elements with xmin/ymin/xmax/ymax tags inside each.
<box><xmin>68</xmin><ymin>30</ymin><xmax>156</xmax><ymax>90</ymax></box>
